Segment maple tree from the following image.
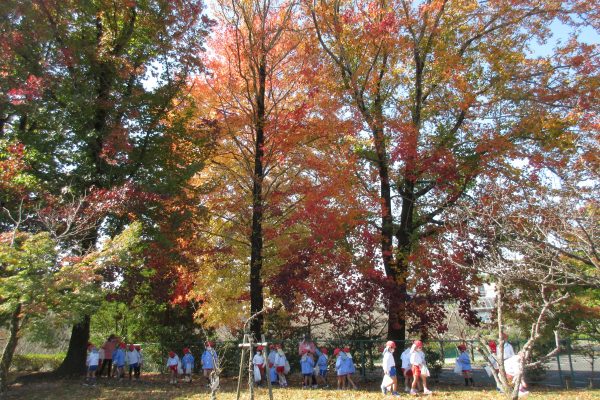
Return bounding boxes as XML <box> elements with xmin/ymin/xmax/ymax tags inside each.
<box><xmin>307</xmin><ymin>0</ymin><xmax>599</xmax><ymax>340</ymax></box>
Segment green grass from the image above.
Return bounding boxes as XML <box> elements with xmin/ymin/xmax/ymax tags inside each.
<box><xmin>5</xmin><ymin>374</ymin><xmax>600</xmax><ymax>400</ymax></box>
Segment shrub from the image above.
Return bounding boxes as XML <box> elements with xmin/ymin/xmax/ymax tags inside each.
<box><xmin>10</xmin><ymin>353</ymin><xmax>65</xmax><ymax>372</ymax></box>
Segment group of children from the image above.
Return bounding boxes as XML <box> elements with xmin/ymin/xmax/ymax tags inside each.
<box><xmin>381</xmin><ymin>340</ymin><xmax>433</xmax><ymax>396</ymax></box>
<box><xmin>165</xmin><ymin>341</ymin><xmax>218</xmax><ymax>385</ymax></box>
<box><xmin>85</xmin><ymin>340</ymin><xmax>143</xmax><ymax>386</ymax></box>
<box><xmin>249</xmin><ymin>343</ymin><xmax>358</xmax><ymax>390</ymax></box>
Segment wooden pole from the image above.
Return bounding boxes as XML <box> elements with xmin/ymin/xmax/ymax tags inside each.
<box><xmin>249</xmin><ymin>336</ymin><xmax>254</xmax><ymax>400</ymax></box>
<box><xmin>263</xmin><ymin>335</ymin><xmax>273</xmax><ymax>400</ymax></box>
<box><xmin>236</xmin><ymin>334</ymin><xmax>247</xmax><ymax>400</ymax></box>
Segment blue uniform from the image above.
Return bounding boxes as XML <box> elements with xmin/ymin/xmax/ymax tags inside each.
<box><xmin>182</xmin><ymin>353</ymin><xmax>195</xmax><ymax>370</ymax></box>
<box><xmin>300</xmin><ymin>354</ymin><xmax>315</xmax><ymax>375</ymax></box>
<box><xmin>202</xmin><ymin>348</ymin><xmax>217</xmax><ymax>369</ymax></box>
<box><xmin>317</xmin><ymin>354</ymin><xmax>328</xmax><ymax>374</ymax></box>
<box><xmin>343</xmin><ymin>353</ymin><xmax>355</xmax><ymax>374</ymax></box>
<box><xmin>335</xmin><ymin>354</ymin><xmax>348</xmax><ymax>376</ymax></box>
<box><xmin>458</xmin><ymin>352</ymin><xmax>471</xmax><ymax>371</ymax></box>
<box><xmin>115</xmin><ymin>348</ymin><xmax>126</xmax><ymax>367</ymax></box>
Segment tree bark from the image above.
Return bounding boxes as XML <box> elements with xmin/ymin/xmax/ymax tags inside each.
<box><xmin>54</xmin><ymin>315</ymin><xmax>90</xmax><ymax>376</ymax></box>
<box><xmin>250</xmin><ymin>59</ymin><xmax>267</xmax><ymax>340</ymax></box>
<box><xmin>0</xmin><ymin>303</ymin><xmax>22</xmax><ymax>393</ymax></box>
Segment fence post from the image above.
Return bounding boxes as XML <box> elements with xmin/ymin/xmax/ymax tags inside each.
<box><xmin>567</xmin><ymin>339</ymin><xmax>575</xmax><ymax>388</ymax></box>
<box><xmin>556</xmin><ymin>351</ymin><xmax>564</xmax><ymax>388</ymax></box>
<box><xmin>360</xmin><ymin>341</ymin><xmax>366</xmax><ymax>378</ymax></box>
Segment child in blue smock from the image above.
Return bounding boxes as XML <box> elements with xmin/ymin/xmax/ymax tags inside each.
<box><xmin>182</xmin><ymin>347</ymin><xmax>194</xmax><ymax>383</ymax></box>
<box><xmin>457</xmin><ymin>344</ymin><xmax>474</xmax><ymax>386</ymax></box>
<box><xmin>300</xmin><ymin>350</ymin><xmax>315</xmax><ymax>388</ymax></box>
<box><xmin>316</xmin><ymin>347</ymin><xmax>329</xmax><ymax>387</ymax></box>
<box><xmin>342</xmin><ymin>346</ymin><xmax>357</xmax><ymax>389</ymax></box>
<box><xmin>201</xmin><ymin>341</ymin><xmax>217</xmax><ymax>387</ymax></box>
<box><xmin>115</xmin><ymin>342</ymin><xmax>126</xmax><ymax>380</ymax></box>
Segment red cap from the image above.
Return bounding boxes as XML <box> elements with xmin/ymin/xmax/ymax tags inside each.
<box><xmin>135</xmin><ymin>345</ymin><xmax>141</xmax><ymax>351</ymax></box>
<box><xmin>119</xmin><ymin>342</ymin><xmax>126</xmax><ymax>349</ymax></box>
<box><xmin>457</xmin><ymin>344</ymin><xmax>467</xmax><ymax>352</ymax></box>
<box><xmin>206</xmin><ymin>341</ymin><xmax>214</xmax><ymax>347</ymax></box>
<box><xmin>169</xmin><ymin>351</ymin><xmax>175</xmax><ymax>357</ymax></box>
<box><xmin>257</xmin><ymin>346</ymin><xmax>264</xmax><ymax>351</ymax></box>
<box><xmin>343</xmin><ymin>346</ymin><xmax>350</xmax><ymax>352</ymax></box>
<box><xmin>129</xmin><ymin>344</ymin><xmax>135</xmax><ymax>351</ymax></box>
<box><xmin>320</xmin><ymin>347</ymin><xmax>328</xmax><ymax>354</ymax></box>
<box><xmin>386</xmin><ymin>340</ymin><xmax>396</xmax><ymax>349</ymax></box>
<box><xmin>414</xmin><ymin>340</ymin><xmax>423</xmax><ymax>349</ymax></box>
<box><xmin>183</xmin><ymin>347</ymin><xmax>190</xmax><ymax>354</ymax></box>
<box><xmin>333</xmin><ymin>348</ymin><xmax>341</xmax><ymax>356</ymax></box>
<box><xmin>302</xmin><ymin>349</ymin><xmax>308</xmax><ymax>354</ymax></box>
<box><xmin>489</xmin><ymin>340</ymin><xmax>497</xmax><ymax>352</ymax></box>
<box><xmin>269</xmin><ymin>344</ymin><xmax>275</xmax><ymax>349</ymax></box>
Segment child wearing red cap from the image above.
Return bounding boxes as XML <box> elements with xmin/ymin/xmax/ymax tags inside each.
<box><xmin>182</xmin><ymin>348</ymin><xmax>195</xmax><ymax>383</ymax></box>
<box><xmin>316</xmin><ymin>347</ymin><xmax>329</xmax><ymax>388</ymax></box>
<box><xmin>409</xmin><ymin>340</ymin><xmax>432</xmax><ymax>396</ymax></box>
<box><xmin>381</xmin><ymin>341</ymin><xmax>398</xmax><ymax>395</ymax></box>
<box><xmin>456</xmin><ymin>344</ymin><xmax>473</xmax><ymax>386</ymax></box>
<box><xmin>342</xmin><ymin>346</ymin><xmax>357</xmax><ymax>390</ymax></box>
<box><xmin>268</xmin><ymin>344</ymin><xmax>278</xmax><ymax>385</ymax></box>
<box><xmin>135</xmin><ymin>345</ymin><xmax>144</xmax><ymax>377</ymax></box>
<box><xmin>167</xmin><ymin>351</ymin><xmax>180</xmax><ymax>385</ymax></box>
<box><xmin>300</xmin><ymin>349</ymin><xmax>315</xmax><ymax>389</ymax></box>
<box><xmin>115</xmin><ymin>342</ymin><xmax>127</xmax><ymax>380</ymax></box>
<box><xmin>401</xmin><ymin>344</ymin><xmax>413</xmax><ymax>393</ymax></box>
<box><xmin>253</xmin><ymin>346</ymin><xmax>265</xmax><ymax>386</ymax></box>
<box><xmin>274</xmin><ymin>344</ymin><xmax>288</xmax><ymax>387</ymax></box>
<box><xmin>201</xmin><ymin>341</ymin><xmax>217</xmax><ymax>387</ymax></box>
<box><xmin>126</xmin><ymin>344</ymin><xmax>141</xmax><ymax>380</ymax></box>
<box><xmin>334</xmin><ymin>348</ymin><xmax>345</xmax><ymax>389</ymax></box>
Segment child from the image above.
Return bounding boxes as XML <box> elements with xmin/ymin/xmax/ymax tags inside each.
<box><xmin>96</xmin><ymin>346</ymin><xmax>104</xmax><ymax>378</ymax></box>
<box><xmin>135</xmin><ymin>345</ymin><xmax>144</xmax><ymax>377</ymax></box>
<box><xmin>401</xmin><ymin>344</ymin><xmax>413</xmax><ymax>393</ymax></box>
<box><xmin>268</xmin><ymin>344</ymin><xmax>278</xmax><ymax>386</ymax></box>
<box><xmin>115</xmin><ymin>342</ymin><xmax>126</xmax><ymax>380</ymax></box>
<box><xmin>457</xmin><ymin>344</ymin><xmax>474</xmax><ymax>386</ymax></box>
<box><xmin>409</xmin><ymin>340</ymin><xmax>432</xmax><ymax>396</ymax></box>
<box><xmin>167</xmin><ymin>351</ymin><xmax>180</xmax><ymax>384</ymax></box>
<box><xmin>127</xmin><ymin>344</ymin><xmax>141</xmax><ymax>381</ymax></box>
<box><xmin>334</xmin><ymin>348</ymin><xmax>346</xmax><ymax>390</ymax></box>
<box><xmin>342</xmin><ymin>346</ymin><xmax>357</xmax><ymax>389</ymax></box>
<box><xmin>85</xmin><ymin>343</ymin><xmax>100</xmax><ymax>386</ymax></box>
<box><xmin>274</xmin><ymin>344</ymin><xmax>288</xmax><ymax>387</ymax></box>
<box><xmin>300</xmin><ymin>349</ymin><xmax>315</xmax><ymax>389</ymax></box>
<box><xmin>316</xmin><ymin>347</ymin><xmax>329</xmax><ymax>388</ymax></box>
<box><xmin>504</xmin><ymin>353</ymin><xmax>529</xmax><ymax>397</ymax></box>
<box><xmin>181</xmin><ymin>347</ymin><xmax>194</xmax><ymax>383</ymax></box>
<box><xmin>253</xmin><ymin>345</ymin><xmax>265</xmax><ymax>386</ymax></box>
<box><xmin>201</xmin><ymin>341</ymin><xmax>217</xmax><ymax>387</ymax></box>
<box><xmin>381</xmin><ymin>340</ymin><xmax>399</xmax><ymax>396</ymax></box>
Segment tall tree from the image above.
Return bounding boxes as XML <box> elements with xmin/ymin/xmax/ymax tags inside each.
<box><xmin>0</xmin><ymin>0</ymin><xmax>212</xmax><ymax>374</ymax></box>
<box><xmin>308</xmin><ymin>0</ymin><xmax>598</xmax><ymax>340</ymax></box>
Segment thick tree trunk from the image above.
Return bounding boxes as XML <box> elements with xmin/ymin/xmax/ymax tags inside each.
<box><xmin>54</xmin><ymin>311</ymin><xmax>90</xmax><ymax>376</ymax></box>
<box><xmin>250</xmin><ymin>60</ymin><xmax>267</xmax><ymax>340</ymax></box>
<box><xmin>0</xmin><ymin>303</ymin><xmax>22</xmax><ymax>393</ymax></box>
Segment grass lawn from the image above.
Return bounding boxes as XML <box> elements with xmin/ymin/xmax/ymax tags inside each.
<box><xmin>5</xmin><ymin>374</ymin><xmax>600</xmax><ymax>400</ymax></box>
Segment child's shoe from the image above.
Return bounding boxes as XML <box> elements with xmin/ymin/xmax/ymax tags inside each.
<box><xmin>410</xmin><ymin>389</ymin><xmax>418</xmax><ymax>396</ymax></box>
<box><xmin>424</xmin><ymin>388</ymin><xmax>433</xmax><ymax>395</ymax></box>
<box><xmin>381</xmin><ymin>384</ymin><xmax>387</xmax><ymax>395</ymax></box>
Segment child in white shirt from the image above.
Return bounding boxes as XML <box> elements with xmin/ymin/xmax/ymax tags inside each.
<box><xmin>409</xmin><ymin>340</ymin><xmax>432</xmax><ymax>396</ymax></box>
<box><xmin>167</xmin><ymin>351</ymin><xmax>180</xmax><ymax>385</ymax></box>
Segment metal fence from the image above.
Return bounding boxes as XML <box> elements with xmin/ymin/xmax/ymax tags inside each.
<box><xmin>132</xmin><ymin>338</ymin><xmax>600</xmax><ymax>389</ymax></box>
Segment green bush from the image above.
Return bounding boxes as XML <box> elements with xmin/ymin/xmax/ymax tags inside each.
<box><xmin>10</xmin><ymin>353</ymin><xmax>65</xmax><ymax>372</ymax></box>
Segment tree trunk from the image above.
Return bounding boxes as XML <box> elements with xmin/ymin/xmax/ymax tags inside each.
<box><xmin>54</xmin><ymin>315</ymin><xmax>90</xmax><ymax>376</ymax></box>
<box><xmin>250</xmin><ymin>60</ymin><xmax>267</xmax><ymax>340</ymax></box>
<box><xmin>0</xmin><ymin>303</ymin><xmax>22</xmax><ymax>393</ymax></box>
